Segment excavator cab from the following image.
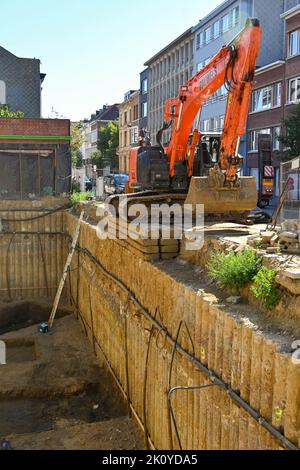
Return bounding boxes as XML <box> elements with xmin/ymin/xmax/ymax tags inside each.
<box><xmin>193</xmin><ymin>132</ymin><xmax>222</xmax><ymax>177</ymax></box>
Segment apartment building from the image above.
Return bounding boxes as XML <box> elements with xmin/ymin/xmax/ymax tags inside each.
<box><xmin>0</xmin><ymin>45</ymin><xmax>45</xmax><ymax>118</ymax></box>
<box><xmin>144</xmin><ymin>29</ymin><xmax>194</xmax><ymax>145</ymax></box>
<box><xmin>118</xmin><ymin>90</ymin><xmax>140</xmax><ymax>174</ymax></box>
<box><xmin>81</xmin><ymin>104</ymin><xmax>119</xmax><ymax>160</ymax></box>
<box><xmin>247</xmin><ymin>0</ymin><xmax>300</xmax><ymax>196</ymax></box>
<box><xmin>193</xmin><ymin>0</ymin><xmax>284</xmax><ymax>161</ymax></box>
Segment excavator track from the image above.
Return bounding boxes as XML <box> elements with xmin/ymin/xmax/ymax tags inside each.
<box><xmin>105</xmin><ymin>190</ymin><xmax>255</xmax><ymax>225</ymax></box>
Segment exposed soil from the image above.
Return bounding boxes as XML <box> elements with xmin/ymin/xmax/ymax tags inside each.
<box><xmin>0</xmin><ymin>314</ymin><xmax>144</xmax><ymax>450</ymax></box>
<box><xmin>156</xmin><ymin>257</ymin><xmax>298</xmax><ymax>353</ymax></box>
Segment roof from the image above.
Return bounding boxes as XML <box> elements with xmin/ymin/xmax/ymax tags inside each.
<box><xmin>144</xmin><ymin>28</ymin><xmax>193</xmax><ymax>65</ymax></box>
<box><xmin>193</xmin><ymin>0</ymin><xmax>238</xmax><ymax>32</ymax></box>
<box><xmin>255</xmin><ymin>60</ymin><xmax>285</xmax><ymax>76</ymax></box>
<box><xmin>0</xmin><ymin>45</ymin><xmax>41</xmax><ymax>63</ymax></box>
<box><xmin>280</xmin><ymin>4</ymin><xmax>300</xmax><ymax>20</ymax></box>
<box><xmin>89</xmin><ymin>104</ymin><xmax>119</xmax><ymax>123</ymax></box>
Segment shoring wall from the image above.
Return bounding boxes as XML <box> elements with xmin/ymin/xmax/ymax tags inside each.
<box><xmin>65</xmin><ymin>212</ymin><xmax>300</xmax><ymax>451</ymax></box>
<box><xmin>0</xmin><ymin>206</ymin><xmax>299</xmax><ymax>450</ymax></box>
<box><xmin>0</xmin><ymin>209</ymin><xmax>67</xmax><ymax>302</ymax></box>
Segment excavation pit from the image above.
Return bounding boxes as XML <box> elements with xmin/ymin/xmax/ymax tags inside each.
<box><xmin>4</xmin><ymin>339</ymin><xmax>36</xmax><ymax>364</ymax></box>
<box><xmin>0</xmin><ymin>315</ymin><xmax>144</xmax><ymax>450</ymax></box>
<box><xmin>0</xmin><ymin>301</ymin><xmax>71</xmax><ymax>335</ymax></box>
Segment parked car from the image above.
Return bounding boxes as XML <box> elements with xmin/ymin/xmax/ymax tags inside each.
<box><xmin>84</xmin><ymin>176</ymin><xmax>93</xmax><ymax>192</ymax></box>
<box><xmin>104</xmin><ymin>174</ymin><xmax>129</xmax><ymax>195</ymax></box>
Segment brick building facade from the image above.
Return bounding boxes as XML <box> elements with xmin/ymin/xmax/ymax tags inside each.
<box><xmin>247</xmin><ymin>2</ymin><xmax>300</xmax><ymax>198</ymax></box>
<box><xmin>0</xmin><ymin>46</ymin><xmax>45</xmax><ymax>118</ymax></box>
<box><xmin>118</xmin><ymin>90</ymin><xmax>140</xmax><ymax>174</ymax></box>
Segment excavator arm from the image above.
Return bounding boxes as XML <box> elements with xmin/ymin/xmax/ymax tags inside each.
<box><xmin>163</xmin><ymin>18</ymin><xmax>262</xmax><ymax>185</ymax></box>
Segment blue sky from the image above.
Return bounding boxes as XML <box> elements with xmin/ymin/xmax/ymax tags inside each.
<box><xmin>1</xmin><ymin>0</ymin><xmax>222</xmax><ymax>121</ymax></box>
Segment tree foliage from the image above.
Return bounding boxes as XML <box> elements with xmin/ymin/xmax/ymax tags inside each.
<box><xmin>94</xmin><ymin>122</ymin><xmax>119</xmax><ymax>170</ymax></box>
<box><xmin>278</xmin><ymin>104</ymin><xmax>300</xmax><ymax>162</ymax></box>
<box><xmin>90</xmin><ymin>150</ymin><xmax>104</xmax><ymax>169</ymax></box>
<box><xmin>71</xmin><ymin>122</ymin><xmax>84</xmax><ymax>167</ymax></box>
<box><xmin>0</xmin><ymin>104</ymin><xmax>24</xmax><ymax>118</ymax></box>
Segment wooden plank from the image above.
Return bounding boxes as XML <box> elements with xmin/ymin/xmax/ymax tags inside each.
<box><xmin>284</xmin><ymin>359</ymin><xmax>300</xmax><ymax>445</ymax></box>
<box><xmin>260</xmin><ymin>340</ymin><xmax>276</xmax><ymax>421</ymax></box>
<box><xmin>272</xmin><ymin>353</ymin><xmax>289</xmax><ymax>431</ymax></box>
<box><xmin>48</xmin><ymin>211</ymin><xmax>84</xmax><ymax>328</ymax></box>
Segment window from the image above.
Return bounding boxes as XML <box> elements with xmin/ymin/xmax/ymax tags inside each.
<box><xmin>203</xmin><ymin>119</ymin><xmax>210</xmax><ymax>132</ymax></box>
<box><xmin>222</xmin><ymin>13</ymin><xmax>230</xmax><ymax>33</ymax></box>
<box><xmin>231</xmin><ymin>6</ymin><xmax>239</xmax><ymax>27</ymax></box>
<box><xmin>0</xmin><ymin>80</ymin><xmax>6</xmax><ymax>104</ymax></box>
<box><xmin>142</xmin><ymin>79</ymin><xmax>148</xmax><ymax>94</ymax></box>
<box><xmin>214</xmin><ymin>21</ymin><xmax>220</xmax><ymax>39</ymax></box>
<box><xmin>91</xmin><ymin>129</ymin><xmax>98</xmax><ymax>144</ymax></box>
<box><xmin>205</xmin><ymin>27</ymin><xmax>212</xmax><ymax>44</ymax></box>
<box><xmin>131</xmin><ymin>126</ymin><xmax>138</xmax><ymax>144</ymax></box>
<box><xmin>200</xmin><ymin>32</ymin><xmax>204</xmax><ymax>48</ymax></box>
<box><xmin>288</xmin><ymin>77</ymin><xmax>300</xmax><ymax>103</ymax></box>
<box><xmin>273</xmin><ymin>127</ymin><xmax>281</xmax><ymax>151</ymax></box>
<box><xmin>197</xmin><ymin>57</ymin><xmax>212</xmax><ymax>73</ymax></box>
<box><xmin>289</xmin><ymin>30</ymin><xmax>300</xmax><ymax>57</ymax></box>
<box><xmin>185</xmin><ymin>43</ymin><xmax>189</xmax><ymax>62</ymax></box>
<box><xmin>249</xmin><ymin>128</ymin><xmax>271</xmax><ymax>151</ymax></box>
<box><xmin>142</xmin><ymin>102</ymin><xmax>148</xmax><ymax>118</ymax></box>
<box><xmin>211</xmin><ymin>117</ymin><xmax>218</xmax><ymax>131</ymax></box>
<box><xmin>219</xmin><ymin>115</ymin><xmax>225</xmax><ymax>130</ymax></box>
<box><xmin>262</xmin><ymin>87</ymin><xmax>272</xmax><ymax>109</ymax></box>
<box><xmin>252</xmin><ymin>84</ymin><xmax>281</xmax><ymax>112</ymax></box>
<box><xmin>133</xmin><ymin>104</ymin><xmax>139</xmax><ymax>121</ymax></box>
<box><xmin>124</xmin><ymin>112</ymin><xmax>128</xmax><ymax>125</ymax></box>
<box><xmin>274</xmin><ymin>82</ymin><xmax>282</xmax><ymax>107</ymax></box>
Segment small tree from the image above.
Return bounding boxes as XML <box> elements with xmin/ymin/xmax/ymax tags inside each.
<box><xmin>90</xmin><ymin>150</ymin><xmax>104</xmax><ymax>169</ymax></box>
<box><xmin>71</xmin><ymin>122</ymin><xmax>84</xmax><ymax>167</ymax></box>
<box><xmin>98</xmin><ymin>122</ymin><xmax>119</xmax><ymax>171</ymax></box>
<box><xmin>0</xmin><ymin>104</ymin><xmax>24</xmax><ymax>118</ymax></box>
<box><xmin>278</xmin><ymin>103</ymin><xmax>300</xmax><ymax>162</ymax></box>
<box><xmin>72</xmin><ymin>150</ymin><xmax>84</xmax><ymax>168</ymax></box>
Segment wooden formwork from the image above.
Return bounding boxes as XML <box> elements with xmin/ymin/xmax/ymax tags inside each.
<box><xmin>65</xmin><ymin>212</ymin><xmax>300</xmax><ymax>451</ymax></box>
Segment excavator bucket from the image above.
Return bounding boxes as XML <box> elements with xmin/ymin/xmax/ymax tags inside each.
<box><xmin>185</xmin><ymin>176</ymin><xmax>257</xmax><ymax>214</ymax></box>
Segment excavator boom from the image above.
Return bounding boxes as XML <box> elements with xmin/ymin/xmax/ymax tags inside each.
<box><xmin>164</xmin><ymin>18</ymin><xmax>261</xmax><ymax>182</ymax></box>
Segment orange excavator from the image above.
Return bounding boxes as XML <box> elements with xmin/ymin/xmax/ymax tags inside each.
<box><xmin>120</xmin><ymin>18</ymin><xmax>262</xmax><ymax>215</ymax></box>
